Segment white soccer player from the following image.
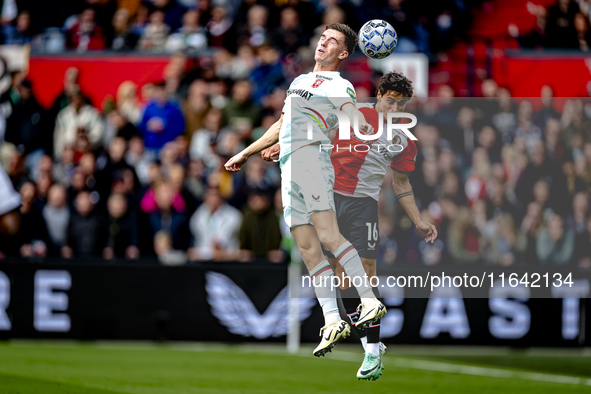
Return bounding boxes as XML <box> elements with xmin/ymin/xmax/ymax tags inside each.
<box><xmin>225</xmin><ymin>23</ymin><xmax>386</xmax><ymax>357</ymax></box>
<box><xmin>262</xmin><ymin>71</ymin><xmax>438</xmax><ymax>380</ymax></box>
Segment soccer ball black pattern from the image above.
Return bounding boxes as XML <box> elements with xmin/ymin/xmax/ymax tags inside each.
<box><xmin>358</xmin><ymin>19</ymin><xmax>398</xmax><ymax>60</ymax></box>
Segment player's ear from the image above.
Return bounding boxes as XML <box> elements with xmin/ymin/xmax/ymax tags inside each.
<box><xmin>338</xmin><ymin>51</ymin><xmax>349</xmax><ymax>60</ymax></box>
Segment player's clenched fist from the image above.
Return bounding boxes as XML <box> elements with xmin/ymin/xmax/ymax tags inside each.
<box><xmin>359</xmin><ymin>121</ymin><xmax>375</xmax><ymax>135</ymax></box>
<box><xmin>261</xmin><ymin>144</ymin><xmax>280</xmax><ymax>161</ymax></box>
<box><xmin>224</xmin><ymin>152</ymin><xmax>249</xmax><ymax>172</ymax></box>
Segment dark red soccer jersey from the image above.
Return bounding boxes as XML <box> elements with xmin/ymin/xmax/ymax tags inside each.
<box><xmin>331</xmin><ymin>106</ymin><xmax>417</xmax><ymax>200</ymax></box>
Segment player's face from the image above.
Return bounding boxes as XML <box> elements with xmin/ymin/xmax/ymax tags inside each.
<box><xmin>315</xmin><ymin>30</ymin><xmax>348</xmax><ymax>64</ymax></box>
<box><xmin>377</xmin><ymin>91</ymin><xmax>410</xmax><ymax>114</ymax></box>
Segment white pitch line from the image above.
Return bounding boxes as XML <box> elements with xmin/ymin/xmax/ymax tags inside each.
<box><xmin>322</xmin><ymin>351</ymin><xmax>591</xmax><ymax>387</ymax></box>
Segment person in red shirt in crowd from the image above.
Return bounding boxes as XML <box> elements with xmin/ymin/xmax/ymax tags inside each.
<box><xmin>66</xmin><ymin>8</ymin><xmax>106</xmax><ymax>51</ymax></box>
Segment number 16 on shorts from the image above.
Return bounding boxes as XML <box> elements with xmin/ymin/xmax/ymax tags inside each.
<box><xmin>366</xmin><ymin>222</ymin><xmax>378</xmax><ymax>251</ymax></box>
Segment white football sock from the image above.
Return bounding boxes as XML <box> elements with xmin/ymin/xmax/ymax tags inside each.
<box><xmin>366</xmin><ymin>343</ymin><xmax>380</xmax><ymax>357</ymax></box>
<box><xmin>310</xmin><ymin>260</ymin><xmax>340</xmax><ymax>325</ymax></box>
<box><xmin>360</xmin><ymin>336</ymin><xmax>368</xmax><ymax>351</ymax></box>
<box><xmin>333</xmin><ymin>242</ymin><xmax>374</xmax><ymax>299</ymax></box>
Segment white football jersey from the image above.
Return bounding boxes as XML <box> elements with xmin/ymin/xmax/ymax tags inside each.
<box><xmin>279</xmin><ymin>71</ymin><xmax>356</xmax><ymax>161</ymax></box>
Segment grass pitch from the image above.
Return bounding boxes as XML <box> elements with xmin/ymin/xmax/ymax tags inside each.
<box><xmin>0</xmin><ymin>341</ymin><xmax>591</xmax><ymax>393</ymax></box>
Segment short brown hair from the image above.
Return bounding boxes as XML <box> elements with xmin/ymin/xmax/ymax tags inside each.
<box><xmin>325</xmin><ymin>23</ymin><xmax>358</xmax><ymax>57</ymax></box>
<box><xmin>378</xmin><ymin>71</ymin><xmax>414</xmax><ymax>97</ymax></box>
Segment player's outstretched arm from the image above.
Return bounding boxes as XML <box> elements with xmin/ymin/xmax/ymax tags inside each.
<box><xmin>392</xmin><ymin>170</ymin><xmax>438</xmax><ymax>243</ymax></box>
<box><xmin>225</xmin><ymin>114</ymin><xmax>283</xmax><ymax>172</ymax></box>
<box><xmin>341</xmin><ymin>103</ymin><xmax>374</xmax><ymax>135</ymax></box>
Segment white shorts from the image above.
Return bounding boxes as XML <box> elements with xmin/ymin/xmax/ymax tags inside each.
<box><xmin>280</xmin><ymin>144</ymin><xmax>335</xmax><ymax>228</ymax></box>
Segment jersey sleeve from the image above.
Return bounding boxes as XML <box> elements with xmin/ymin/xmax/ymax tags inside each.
<box><xmin>390</xmin><ymin>138</ymin><xmax>417</xmax><ymax>173</ymax></box>
<box><xmin>327</xmin><ymin>80</ymin><xmax>357</xmax><ymax>110</ymax></box>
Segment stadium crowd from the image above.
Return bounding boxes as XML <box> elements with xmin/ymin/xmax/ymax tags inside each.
<box><xmin>1</xmin><ymin>59</ymin><xmax>590</xmax><ymax>267</ymax></box>
<box><xmin>0</xmin><ymin>0</ymin><xmax>471</xmax><ymax>55</ymax></box>
<box><xmin>0</xmin><ymin>0</ymin><xmax>589</xmax><ymax>267</ymax></box>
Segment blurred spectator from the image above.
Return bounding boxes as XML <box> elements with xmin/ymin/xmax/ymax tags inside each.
<box><xmin>184</xmin><ymin>159</ymin><xmax>205</xmax><ymax>199</ymax></box>
<box><xmin>107</xmin><ymin>8</ymin><xmax>139</xmax><ymax>51</ymax></box>
<box><xmin>152</xmin><ymin>0</ymin><xmax>187</xmax><ymax>31</ymax></box>
<box><xmin>520</xmin><ymin>201</ymin><xmax>543</xmax><ymax>263</ymax></box>
<box><xmin>130</xmin><ymin>2</ymin><xmax>150</xmax><ymax>36</ymax></box>
<box><xmin>169</xmin><ymin>162</ymin><xmax>197</xmax><ymax>214</ymax></box>
<box><xmin>103</xmin><ymin>193</ymin><xmax>140</xmax><ymax>260</ymax></box>
<box><xmin>125</xmin><ymin>135</ymin><xmax>152</xmax><ymax>185</ymax></box>
<box><xmin>377</xmin><ymin>216</ymin><xmax>398</xmax><ymax>265</ymax></box>
<box><xmin>2</xmin><ymin>10</ymin><xmax>33</xmax><ymax>45</ymax></box>
<box><xmin>567</xmin><ymin>192</ymin><xmax>590</xmax><ymax>235</ymax></box>
<box><xmin>491</xmin><ymin>89</ymin><xmax>518</xmax><ymax>143</ymax></box>
<box><xmin>477</xmin><ymin>125</ymin><xmax>501</xmax><ymax>163</ymax></box>
<box><xmin>206</xmin><ymin>5</ymin><xmax>234</xmax><ymax>50</ymax></box>
<box><xmin>481</xmin><ymin>213</ymin><xmax>527</xmax><ymax>266</ymax></box>
<box><xmin>49</xmin><ymin>68</ymin><xmax>92</xmax><ymax>129</ymax></box>
<box><xmin>236</xmin><ymin>4</ymin><xmax>269</xmax><ymax>48</ymax></box>
<box><xmin>515</xmin><ymin>101</ymin><xmax>543</xmax><ymax>154</ymax></box>
<box><xmin>54</xmin><ymin>88</ymin><xmax>104</xmax><ymax>161</ymax></box>
<box><xmin>575</xmin><ymin>216</ymin><xmax>591</xmax><ymax>267</ymax></box>
<box><xmin>189</xmin><ymin>186</ymin><xmax>242</xmax><ymax>261</ymax></box>
<box><xmin>515</xmin><ymin>142</ymin><xmax>565</xmax><ymax>211</ymax></box>
<box><xmin>165</xmin><ymin>9</ymin><xmax>207</xmax><ymax>53</ymax></box>
<box><xmin>116</xmin><ymin>81</ymin><xmax>142</xmax><ymax>125</ymax></box>
<box><xmin>448</xmin><ymin>206</ymin><xmax>481</xmax><ymax>263</ymax></box>
<box><xmin>250</xmin><ymin>45</ymin><xmax>285</xmax><ymax>102</ymax></box>
<box><xmin>106</xmin><ymin>109</ymin><xmax>138</xmax><ymax>141</ymax></box>
<box><xmin>309</xmin><ymin>6</ymin><xmax>345</xmax><ymax>53</ymax></box>
<box><xmin>146</xmin><ymin>181</ymin><xmax>190</xmax><ymax>252</ymax></box>
<box><xmin>562</xmin><ymin>100</ymin><xmax>591</xmax><ymax>147</ymax></box>
<box><xmin>544</xmin><ymin>118</ymin><xmax>565</xmax><ymax>162</ymax></box>
<box><xmin>535</xmin><ymin>86</ymin><xmax>560</xmax><ymax>128</ymax></box>
<box><xmin>239</xmin><ymin>188</ymin><xmax>282</xmax><ymax>262</ymax></box>
<box><xmin>137</xmin><ymin>81</ymin><xmax>185</xmax><ymax>152</ymax></box>
<box><xmin>271</xmin><ymin>7</ymin><xmax>307</xmax><ymax>55</ymax></box>
<box><xmin>215</xmin><ymin>45</ymin><xmax>257</xmax><ymax>81</ymax></box>
<box><xmin>66</xmin><ymin>8</ymin><xmax>107</xmax><ymax>51</ymax></box>
<box><xmin>17</xmin><ymin>182</ymin><xmax>49</xmax><ymax>258</ymax></box>
<box><xmin>399</xmin><ymin>210</ymin><xmax>445</xmax><ymax>265</ymax></box>
<box><xmin>62</xmin><ymin>191</ymin><xmax>107</xmax><ymax>258</ymax></box>
<box><xmin>119</xmin><ymin>0</ymin><xmax>143</xmax><ymax>19</ymax></box>
<box><xmin>183</xmin><ymin>79</ymin><xmax>211</xmax><ymax>137</ymax></box>
<box><xmin>5</xmin><ymin>79</ymin><xmax>51</xmax><ymax>156</ymax></box>
<box><xmin>42</xmin><ymin>184</ymin><xmax>70</xmax><ymax>254</ymax></box>
<box><xmin>464</xmin><ymin>148</ymin><xmax>490</xmax><ymax>205</ymax></box>
<box><xmin>53</xmin><ymin>146</ymin><xmax>76</xmax><ymax>186</ymax></box>
<box><xmin>223</xmin><ymin>80</ymin><xmax>261</xmax><ymax>137</ymax></box>
<box><xmin>98</xmin><ymin>136</ymin><xmax>139</xmax><ymax>190</ymax></box>
<box><xmin>536</xmin><ymin>213</ymin><xmax>575</xmax><ymax>265</ymax></box>
<box><xmin>520</xmin><ymin>5</ymin><xmax>548</xmax><ymax>48</ymax></box>
<box><xmin>139</xmin><ymin>10</ymin><xmax>170</xmax><ymax>51</ymax></box>
<box><xmin>189</xmin><ymin>107</ymin><xmax>223</xmax><ymax>169</ymax></box>
<box><xmin>545</xmin><ymin>0</ymin><xmax>579</xmax><ymax>48</ymax></box>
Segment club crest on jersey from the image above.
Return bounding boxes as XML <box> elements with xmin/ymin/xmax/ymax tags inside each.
<box><xmin>312</xmin><ymin>79</ymin><xmax>324</xmax><ymax>88</ymax></box>
<box><xmin>346</xmin><ymin>87</ymin><xmax>356</xmax><ymax>100</ymax></box>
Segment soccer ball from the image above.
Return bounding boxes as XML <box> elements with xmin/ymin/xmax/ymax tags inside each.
<box><xmin>358</xmin><ymin>20</ymin><xmax>398</xmax><ymax>59</ymax></box>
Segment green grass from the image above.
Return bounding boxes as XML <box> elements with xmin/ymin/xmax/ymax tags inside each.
<box><xmin>0</xmin><ymin>341</ymin><xmax>590</xmax><ymax>393</ymax></box>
